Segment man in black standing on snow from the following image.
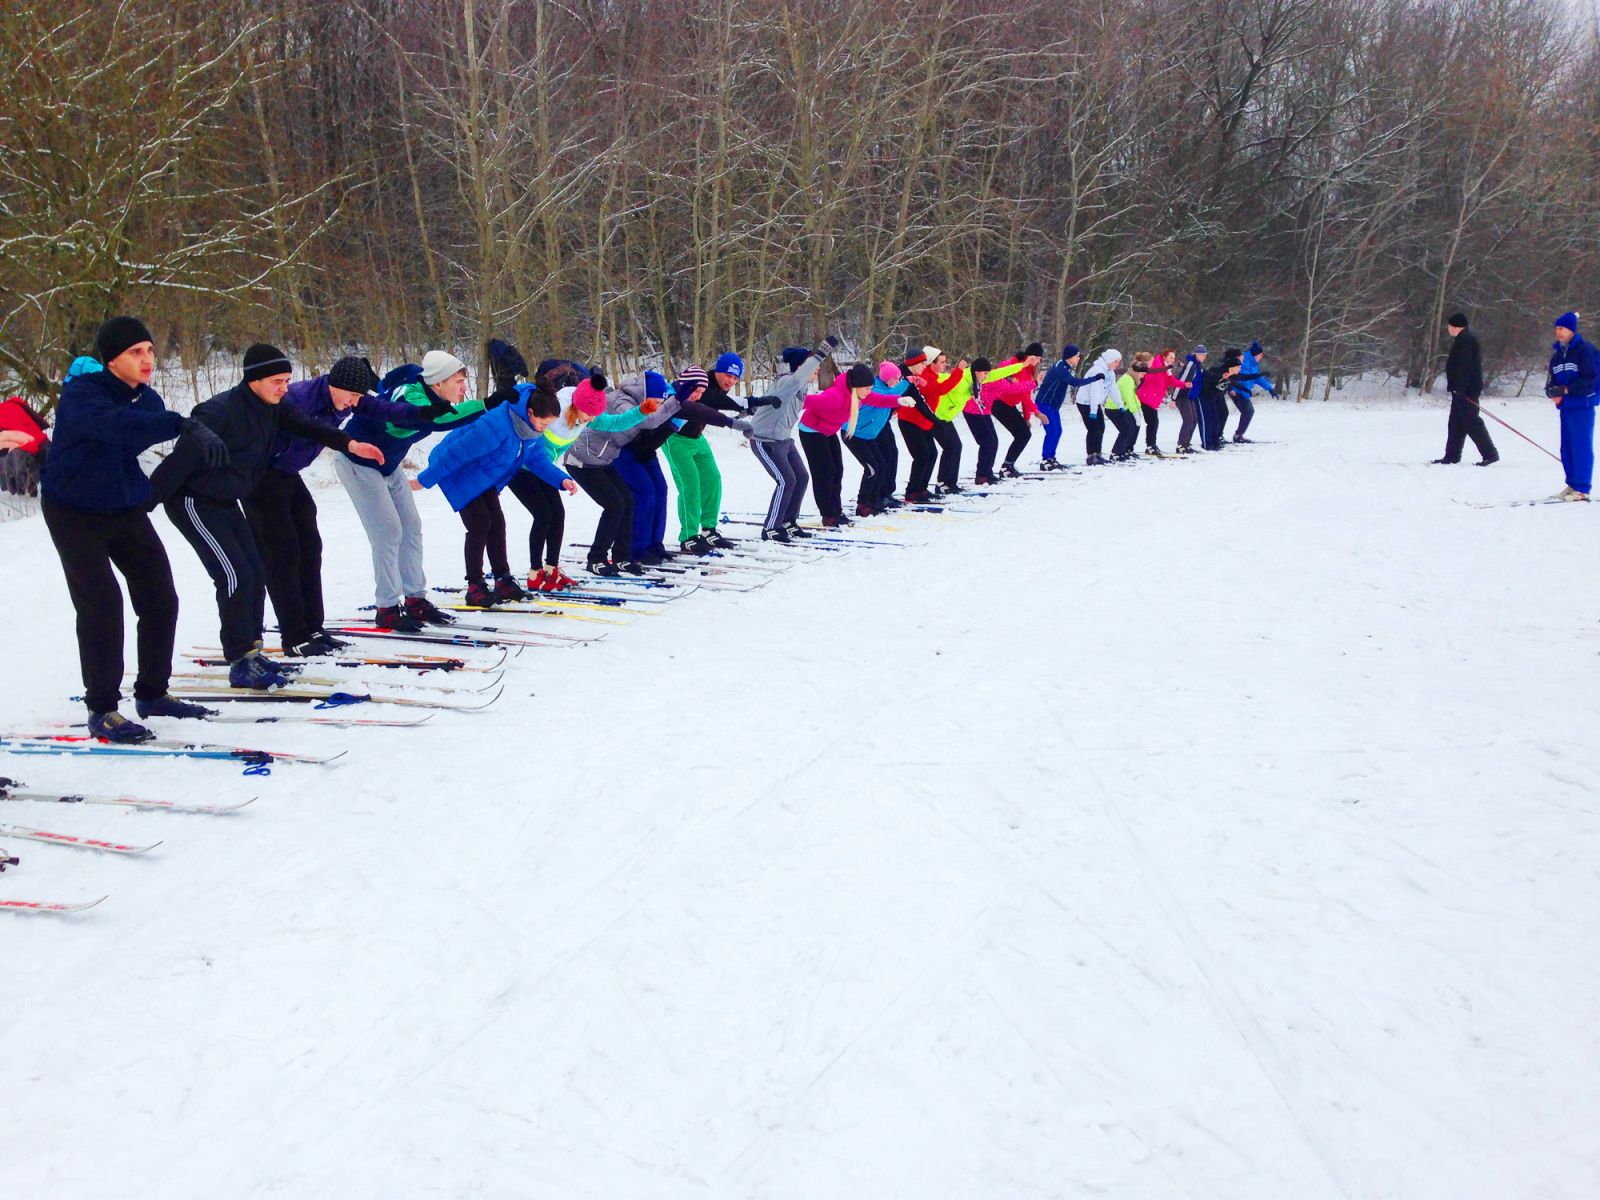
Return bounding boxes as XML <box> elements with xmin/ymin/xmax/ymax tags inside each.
<box><xmin>1433</xmin><ymin>312</ymin><xmax>1498</xmax><ymax>466</ymax></box>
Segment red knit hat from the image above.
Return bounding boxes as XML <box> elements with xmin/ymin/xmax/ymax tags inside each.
<box><xmin>571</xmin><ymin>378</ymin><xmax>607</xmax><ymax>416</ymax></box>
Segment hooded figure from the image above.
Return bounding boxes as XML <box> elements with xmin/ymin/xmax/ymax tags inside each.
<box><xmin>1074</xmin><ymin>350</ymin><xmax>1121</xmax><ymax>465</ymax></box>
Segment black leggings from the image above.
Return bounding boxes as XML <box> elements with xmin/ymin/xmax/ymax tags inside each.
<box><xmin>799</xmin><ymin>429</ymin><xmax>844</xmax><ymax>519</ymax></box>
<box><xmin>931</xmin><ymin>419</ymin><xmax>962</xmax><ymax>488</ymax></box>
<box><xmin>900</xmin><ymin>421</ymin><xmax>936</xmax><ymax>495</ymax></box>
<box><xmin>1077</xmin><ymin>403</ymin><xmax>1105</xmax><ymax>457</ymax></box>
<box><xmin>242</xmin><ymin>468</ymin><xmax>326</xmax><ymax>649</ymax></box>
<box><xmin>1232</xmin><ymin>393</ymin><xmax>1255</xmax><ymax>438</ymax></box>
<box><xmin>964</xmin><ymin>412</ymin><xmax>999</xmax><ymax>480</ymax></box>
<box><xmin>992</xmin><ymin>403</ymin><xmax>1031</xmax><ymax>467</ymax></box>
<box><xmin>165</xmin><ymin>495</ymin><xmax>266</xmax><ymax>662</ymax></box>
<box><xmin>570</xmin><ymin>464</ymin><xmax>635</xmax><ymax>563</ymax></box>
<box><xmin>458</xmin><ymin>489</ymin><xmax>509</xmax><ymax>580</ymax></box>
<box><xmin>43</xmin><ymin>500</ymin><xmax>179</xmax><ymax>714</ymax></box>
<box><xmin>844</xmin><ymin>433</ymin><xmax>890</xmax><ymax>507</ymax></box>
<box><xmin>873</xmin><ymin>423</ymin><xmax>899</xmax><ymax>500</ymax></box>
<box><xmin>506</xmin><ymin>472</ymin><xmax>565</xmax><ymax>568</ymax></box>
<box><xmin>1107</xmin><ymin>409</ymin><xmax>1140</xmax><ymax>456</ymax></box>
<box><xmin>1141</xmin><ymin>405</ymin><xmax>1160</xmax><ymax>449</ymax></box>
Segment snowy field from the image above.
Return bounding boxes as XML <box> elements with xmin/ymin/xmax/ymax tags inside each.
<box><xmin>2</xmin><ymin>394</ymin><xmax>1598</xmax><ymax>1199</ymax></box>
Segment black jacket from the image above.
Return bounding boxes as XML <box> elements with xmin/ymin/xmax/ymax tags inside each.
<box><xmin>674</xmin><ymin>377</ymin><xmax>747</xmax><ymax>440</ymax></box>
<box><xmin>1444</xmin><ymin>329</ymin><xmax>1484</xmax><ymax>397</ymax></box>
<box><xmin>149</xmin><ymin>383</ymin><xmax>353</xmax><ymax>505</ymax></box>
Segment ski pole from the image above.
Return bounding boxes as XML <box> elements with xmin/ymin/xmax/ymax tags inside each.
<box><xmin>1471</xmin><ymin>399</ymin><xmax>1562</xmax><ymax>464</ymax></box>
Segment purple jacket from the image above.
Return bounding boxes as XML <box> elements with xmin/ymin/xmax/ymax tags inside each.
<box><xmin>267</xmin><ymin>375</ymin><xmax>436</xmax><ymax>475</ymax></box>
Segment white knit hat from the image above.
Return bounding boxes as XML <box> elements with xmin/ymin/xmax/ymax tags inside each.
<box><xmin>421</xmin><ymin>349</ymin><xmax>467</xmax><ymax>385</ymax></box>
<box><xmin>922</xmin><ymin>345</ymin><xmax>942</xmax><ymax>362</ymax></box>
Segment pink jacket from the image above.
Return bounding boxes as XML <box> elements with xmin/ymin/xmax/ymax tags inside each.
<box><xmin>799</xmin><ymin>376</ymin><xmax>854</xmax><ymax>437</ymax></box>
<box><xmin>970</xmin><ymin>358</ymin><xmax>1038</xmax><ymax>417</ymax></box>
<box><xmin>1137</xmin><ymin>361</ymin><xmax>1182</xmax><ymax>409</ymax></box>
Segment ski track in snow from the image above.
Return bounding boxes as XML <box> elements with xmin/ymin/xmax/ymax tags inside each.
<box><xmin>1</xmin><ymin>397</ymin><xmax>1598</xmax><ymax>1198</ymax></box>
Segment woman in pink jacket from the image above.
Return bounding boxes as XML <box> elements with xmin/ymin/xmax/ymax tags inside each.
<box><xmin>987</xmin><ymin>341</ymin><xmax>1045</xmax><ymax>476</ymax></box>
<box><xmin>798</xmin><ymin>363</ymin><xmax>871</xmax><ymax>527</ymax></box>
<box><xmin>1134</xmin><ymin>347</ymin><xmax>1184</xmax><ymax>456</ymax></box>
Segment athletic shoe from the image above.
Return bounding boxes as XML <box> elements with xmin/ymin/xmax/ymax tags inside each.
<box><xmin>702</xmin><ymin>530</ymin><xmax>736</xmax><ymax>550</ymax></box>
<box><xmin>463</xmin><ymin>579</ymin><xmax>496</xmax><ymax>608</ymax></box>
<box><xmin>492</xmin><ymin>574</ymin><xmax>530</xmax><ymax>603</ymax></box>
<box><xmin>135</xmin><ymin>694</ymin><xmax>216</xmax><ymax>720</ymax></box>
<box><xmin>941</xmin><ymin>483</ymin><xmax>966</xmax><ymax>495</ymax></box>
<box><xmin>284</xmin><ymin>637</ymin><xmax>333</xmax><ymax>657</ymax></box>
<box><xmin>1233</xmin><ymin>434</ymin><xmax>1254</xmax><ymax>444</ymax></box>
<box><xmin>547</xmin><ymin>567</ymin><xmax>577</xmax><ymax>590</ymax></box>
<box><xmin>855</xmin><ymin>502</ymin><xmax>875</xmax><ymax>518</ymax></box>
<box><xmin>228</xmin><ymin>652</ymin><xmax>290</xmax><ymax>691</ymax></box>
<box><xmin>376</xmin><ymin>605</ymin><xmax>425</xmax><ymax>633</ymax></box>
<box><xmin>621</xmin><ymin>560</ymin><xmax>647</xmax><ymax>576</ymax></box>
<box><xmin>311</xmin><ymin>630</ymin><xmax>351</xmax><ymax>653</ymax></box>
<box><xmin>821</xmin><ymin>515</ymin><xmax>846</xmax><ymax>528</ymax></box>
<box><xmin>761</xmin><ymin>526</ymin><xmax>792</xmax><ymax>543</ymax></box>
<box><xmin>638</xmin><ymin>549</ymin><xmax>667</xmax><ymax>566</ymax></box>
<box><xmin>679</xmin><ymin>535</ymin><xmax>714</xmax><ymax>556</ymax></box>
<box><xmin>1554</xmin><ymin>487</ymin><xmax>1591</xmax><ymax>502</ymax></box>
<box><xmin>405</xmin><ymin>596</ymin><xmax>456</xmax><ymax>626</ymax></box>
<box><xmin>785</xmin><ymin>522</ymin><xmax>813</xmax><ymax>539</ymax></box>
<box><xmin>1146</xmin><ymin>447</ymin><xmax>1163</xmax><ymax>457</ymax></box>
<box><xmin>999</xmin><ymin>463</ymin><xmax>1021</xmax><ymax>478</ymax></box>
<box><xmin>882</xmin><ymin>496</ymin><xmax>904</xmax><ymax>509</ymax></box>
<box><xmin>526</xmin><ymin>568</ymin><xmax>548</xmax><ymax>592</ymax></box>
<box><xmin>974</xmin><ymin>474</ymin><xmax>997</xmax><ymax>485</ymax></box>
<box><xmin>1476</xmin><ymin>455</ymin><xmax>1499</xmax><ymax>466</ymax></box>
<box><xmin>87</xmin><ymin>711</ymin><xmax>156</xmax><ymax>744</ymax></box>
<box><xmin>589</xmin><ymin>559</ymin><xmax>621</xmax><ymax>577</ymax></box>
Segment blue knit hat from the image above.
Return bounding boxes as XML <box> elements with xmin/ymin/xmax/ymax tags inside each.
<box><xmin>1061</xmin><ymin>344</ymin><xmax>1080</xmax><ymax>360</ymax></box>
<box><xmin>1193</xmin><ymin>344</ymin><xmax>1209</xmax><ymax>356</ymax></box>
<box><xmin>1555</xmin><ymin>311</ymin><xmax>1579</xmax><ymax>333</ymax></box>
<box><xmin>713</xmin><ymin>352</ymin><xmax>744</xmax><ymax>379</ymax></box>
<box><xmin>643</xmin><ymin>370</ymin><xmax>670</xmax><ymax>400</ymax></box>
<box><xmin>780</xmin><ymin>347</ymin><xmax>810</xmax><ymax>373</ymax></box>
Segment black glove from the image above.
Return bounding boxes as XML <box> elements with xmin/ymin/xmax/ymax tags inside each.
<box><xmin>746</xmin><ymin>394</ymin><xmax>781</xmax><ymax>409</ymax></box>
<box><xmin>1546</xmin><ymin>384</ymin><xmax>1566</xmax><ymax>399</ymax></box>
<box><xmin>487</xmin><ymin>338</ymin><xmax>528</xmax><ymax>391</ymax></box>
<box><xmin>182</xmin><ymin>419</ymin><xmax>229</xmax><ymax>469</ymax></box>
<box><xmin>484</xmin><ymin>384</ymin><xmax>519</xmax><ymax>410</ymax></box>
<box><xmin>589</xmin><ymin>367</ymin><xmax>609</xmax><ymax>393</ymax></box>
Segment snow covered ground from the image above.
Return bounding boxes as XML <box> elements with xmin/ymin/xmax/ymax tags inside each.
<box><xmin>2</xmin><ymin>394</ymin><xmax>1597</xmax><ymax>1199</ymax></box>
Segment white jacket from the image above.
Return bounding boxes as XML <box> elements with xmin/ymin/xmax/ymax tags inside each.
<box><xmin>1076</xmin><ymin>351</ymin><xmax>1122</xmax><ymax>413</ymax></box>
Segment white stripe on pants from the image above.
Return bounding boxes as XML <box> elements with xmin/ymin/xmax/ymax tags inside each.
<box><xmin>334</xmin><ymin>457</ymin><xmax>426</xmax><ymax>607</ymax></box>
<box><xmin>750</xmin><ymin>437</ymin><xmax>808</xmax><ymax>530</ymax></box>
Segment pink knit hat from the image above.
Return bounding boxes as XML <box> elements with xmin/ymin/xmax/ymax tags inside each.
<box><xmin>878</xmin><ymin>361</ymin><xmax>902</xmax><ymax>386</ymax></box>
<box><xmin>571</xmin><ymin>378</ymin><xmax>607</xmax><ymax>416</ymax></box>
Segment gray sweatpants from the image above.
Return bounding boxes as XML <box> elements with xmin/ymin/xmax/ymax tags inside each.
<box><xmin>750</xmin><ymin>437</ymin><xmax>808</xmax><ymax>530</ymax></box>
<box><xmin>333</xmin><ymin>456</ymin><xmax>425</xmax><ymax>608</ymax></box>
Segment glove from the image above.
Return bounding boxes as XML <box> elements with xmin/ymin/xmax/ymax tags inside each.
<box><xmin>747</xmin><ymin>394</ymin><xmax>780</xmax><ymax>409</ymax></box>
<box><xmin>182</xmin><ymin>418</ymin><xmax>229</xmax><ymax>468</ymax></box>
<box><xmin>732</xmin><ymin>418</ymin><xmax>754</xmax><ymax>434</ymax></box>
<box><xmin>484</xmin><ymin>384</ymin><xmax>519</xmax><ymax>410</ymax></box>
<box><xmin>589</xmin><ymin>367</ymin><xmax>609</xmax><ymax>392</ymax></box>
<box><xmin>822</xmin><ymin>334</ymin><xmax>843</xmax><ymax>351</ymax></box>
<box><xmin>1546</xmin><ymin>384</ymin><xmax>1566</xmax><ymax>399</ymax></box>
<box><xmin>897</xmin><ymin>396</ymin><xmax>916</xmax><ymax>407</ymax></box>
<box><xmin>640</xmin><ymin>398</ymin><xmax>661</xmax><ymax>415</ymax></box>
<box><xmin>487</xmin><ymin>338</ymin><xmax>528</xmax><ymax>390</ymax></box>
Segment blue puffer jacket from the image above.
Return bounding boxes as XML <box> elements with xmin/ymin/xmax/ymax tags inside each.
<box><xmin>418</xmin><ymin>384</ymin><xmax>569</xmax><ymax>511</ymax></box>
<box><xmin>1549</xmin><ymin>333</ymin><xmax>1600</xmax><ymax>407</ymax></box>
<box><xmin>40</xmin><ymin>368</ymin><xmax>185</xmax><ymax>512</ymax></box>
<box><xmin>1231</xmin><ymin>349</ymin><xmax>1275</xmax><ymax>400</ymax></box>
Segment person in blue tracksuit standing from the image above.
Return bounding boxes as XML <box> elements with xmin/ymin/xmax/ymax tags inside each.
<box><xmin>1546</xmin><ymin>311</ymin><xmax>1600</xmax><ymax>501</ymax></box>
<box><xmin>1033</xmin><ymin>344</ymin><xmax>1104</xmax><ymax>469</ymax></box>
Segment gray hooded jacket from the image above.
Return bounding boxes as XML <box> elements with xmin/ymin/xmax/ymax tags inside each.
<box><xmin>746</xmin><ymin>353</ymin><xmax>825</xmax><ymax>442</ymax></box>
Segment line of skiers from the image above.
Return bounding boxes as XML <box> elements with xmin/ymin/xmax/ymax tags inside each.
<box><xmin>20</xmin><ymin>316</ymin><xmax>1309</xmax><ymax>747</ymax></box>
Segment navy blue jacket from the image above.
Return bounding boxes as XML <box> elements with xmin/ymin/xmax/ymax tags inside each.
<box><xmin>1034</xmin><ymin>358</ymin><xmax>1106</xmax><ymax>410</ymax></box>
<box><xmin>1548</xmin><ymin>333</ymin><xmax>1600</xmax><ymax>407</ymax></box>
<box><xmin>40</xmin><ymin>369</ymin><xmax>185</xmax><ymax>513</ymax></box>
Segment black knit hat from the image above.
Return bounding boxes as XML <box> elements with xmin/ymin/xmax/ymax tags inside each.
<box><xmin>94</xmin><ymin>316</ymin><xmax>154</xmax><ymax>366</ymax></box>
<box><xmin>1222</xmin><ymin>348</ymin><xmax>1243</xmax><ymax>369</ymax></box>
<box><xmin>242</xmin><ymin>343</ymin><xmax>292</xmax><ymax>383</ymax></box>
<box><xmin>971</xmin><ymin>356</ymin><xmax>993</xmax><ymax>374</ymax></box>
<box><xmin>1022</xmin><ymin>341</ymin><xmax>1045</xmax><ymax>358</ymax></box>
<box><xmin>844</xmin><ymin>363</ymin><xmax>874</xmax><ymax>389</ymax></box>
<box><xmin>328</xmin><ymin>355</ymin><xmax>379</xmax><ymax>394</ymax></box>
<box><xmin>1447</xmin><ymin>312</ymin><xmax>1468</xmax><ymax>328</ymax></box>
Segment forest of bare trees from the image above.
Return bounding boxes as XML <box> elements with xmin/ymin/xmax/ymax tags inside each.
<box><xmin>2</xmin><ymin>0</ymin><xmax>1596</xmax><ymax>408</ymax></box>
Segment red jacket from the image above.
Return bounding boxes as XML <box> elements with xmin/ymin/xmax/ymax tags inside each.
<box><xmin>0</xmin><ymin>397</ymin><xmax>47</xmax><ymax>453</ymax></box>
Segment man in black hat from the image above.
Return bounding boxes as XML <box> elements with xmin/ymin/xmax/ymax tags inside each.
<box><xmin>149</xmin><ymin>344</ymin><xmax>385</xmax><ymax>686</ymax></box>
<box><xmin>1433</xmin><ymin>313</ymin><xmax>1498</xmax><ymax>466</ymax></box>
<box><xmin>39</xmin><ymin>316</ymin><xmax>234</xmax><ymax>741</ymax></box>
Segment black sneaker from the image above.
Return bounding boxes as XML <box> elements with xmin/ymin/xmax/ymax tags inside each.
<box><xmin>285</xmin><ymin>637</ymin><xmax>333</xmax><ymax>657</ymax></box>
<box><xmin>640</xmin><ymin>547</ymin><xmax>668</xmax><ymax>565</ymax></box>
<box><xmin>135</xmin><ymin>694</ymin><xmax>216</xmax><ymax>720</ymax></box>
<box><xmin>620</xmin><ymin>560</ymin><xmax>647</xmax><ymax>576</ymax></box>
<box><xmin>463</xmin><ymin>578</ymin><xmax>496</xmax><ymax>608</ymax></box>
<box><xmin>492</xmin><ymin>574</ymin><xmax>531</xmax><ymax>603</ymax></box>
<box><xmin>376</xmin><ymin>605</ymin><xmax>425</xmax><ymax>633</ymax></box>
<box><xmin>679</xmin><ymin>535</ymin><xmax>714</xmax><ymax>556</ymax></box>
<box><xmin>1476</xmin><ymin>456</ymin><xmax>1499</xmax><ymax>466</ymax></box>
<box><xmin>785</xmin><ymin>522</ymin><xmax>813</xmax><ymax>539</ymax></box>
<box><xmin>589</xmin><ymin>559</ymin><xmax>621</xmax><ymax>577</ymax></box>
<box><xmin>87</xmin><ymin>711</ymin><xmax>156</xmax><ymax>743</ymax></box>
<box><xmin>761</xmin><ymin>526</ymin><xmax>792</xmax><ymax>543</ymax></box>
<box><xmin>702</xmin><ymin>530</ymin><xmax>736</xmax><ymax>550</ymax></box>
<box><xmin>311</xmin><ymin>630</ymin><xmax>351</xmax><ymax>653</ymax></box>
<box><xmin>405</xmin><ymin>596</ymin><xmax>456</xmax><ymax>626</ymax></box>
<box><xmin>999</xmin><ymin>463</ymin><xmax>1021</xmax><ymax>478</ymax></box>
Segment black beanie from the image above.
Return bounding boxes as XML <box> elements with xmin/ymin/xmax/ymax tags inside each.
<box><xmin>242</xmin><ymin>343</ymin><xmax>292</xmax><ymax>383</ymax></box>
<box><xmin>1222</xmin><ymin>348</ymin><xmax>1243</xmax><ymax>369</ymax></box>
<box><xmin>328</xmin><ymin>355</ymin><xmax>379</xmax><ymax>394</ymax></box>
<box><xmin>1448</xmin><ymin>312</ymin><xmax>1469</xmax><ymax>328</ymax></box>
<box><xmin>94</xmin><ymin>316</ymin><xmax>154</xmax><ymax>366</ymax></box>
<box><xmin>1022</xmin><ymin>341</ymin><xmax>1045</xmax><ymax>358</ymax></box>
<box><xmin>971</xmin><ymin>356</ymin><xmax>993</xmax><ymax>374</ymax></box>
<box><xmin>844</xmin><ymin>363</ymin><xmax>873</xmax><ymax>389</ymax></box>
